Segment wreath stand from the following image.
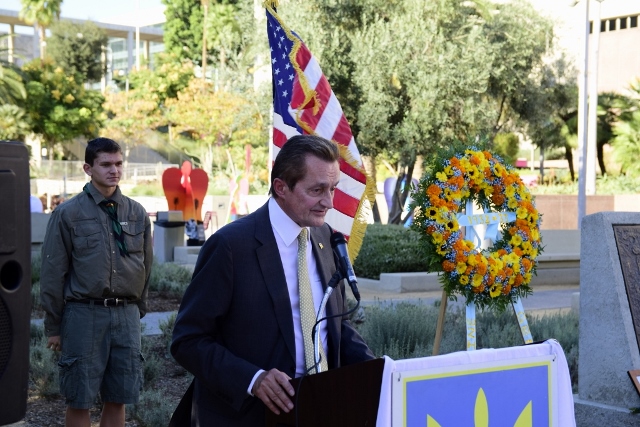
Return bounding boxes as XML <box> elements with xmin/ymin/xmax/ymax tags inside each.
<box><xmin>432</xmin><ymin>200</ymin><xmax>534</xmax><ymax>355</ymax></box>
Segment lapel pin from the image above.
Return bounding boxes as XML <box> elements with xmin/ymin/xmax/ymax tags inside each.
<box><xmin>319</xmin><ymin>243</ymin><xmax>324</xmax><ymax>249</ymax></box>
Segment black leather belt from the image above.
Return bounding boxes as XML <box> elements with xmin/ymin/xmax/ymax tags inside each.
<box><xmin>68</xmin><ymin>298</ymin><xmax>136</xmax><ymax>307</ymax></box>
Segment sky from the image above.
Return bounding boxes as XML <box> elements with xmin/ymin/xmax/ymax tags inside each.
<box><xmin>3</xmin><ymin>0</ymin><xmax>164</xmax><ymax>23</ymax></box>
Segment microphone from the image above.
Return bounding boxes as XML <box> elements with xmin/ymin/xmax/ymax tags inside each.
<box><xmin>330</xmin><ymin>232</ymin><xmax>360</xmax><ymax>301</ymax></box>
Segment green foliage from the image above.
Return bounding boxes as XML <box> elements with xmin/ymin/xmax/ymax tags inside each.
<box><xmin>31</xmin><ymin>250</ymin><xmax>42</xmax><ymax>284</ymax></box>
<box><xmin>159</xmin><ymin>312</ymin><xmax>178</xmax><ymax>359</ymax></box>
<box><xmin>23</xmin><ymin>59</ymin><xmax>104</xmax><ymax>152</ymax></box>
<box><xmin>493</xmin><ymin>133</ymin><xmax>520</xmax><ymax>166</ymax></box>
<box><xmin>141</xmin><ymin>333</ymin><xmax>163</xmax><ymax>386</ymax></box>
<box><xmin>0</xmin><ymin>34</ymin><xmax>27</xmax><ymax>105</ymax></box>
<box><xmin>613</xmin><ymin>110</ymin><xmax>640</xmax><ymax>177</ymax></box>
<box><xmin>162</xmin><ymin>0</ymin><xmax>205</xmax><ymax>66</ymax></box>
<box><xmin>29</xmin><ymin>323</ymin><xmax>60</xmax><ymax>397</ymax></box>
<box><xmin>353</xmin><ymin>224</ymin><xmax>428</xmax><ymax>280</ymax></box>
<box><xmin>531</xmin><ymin>174</ymin><xmax>640</xmax><ymax>195</ymax></box>
<box><xmin>356</xmin><ymin>302</ymin><xmax>579</xmax><ymax>389</ymax></box>
<box><xmin>127</xmin><ymin>53</ymin><xmax>195</xmax><ymax>105</ymax></box>
<box><xmin>148</xmin><ymin>261</ymin><xmax>192</xmax><ymax>300</ymax></box>
<box><xmin>131</xmin><ymin>389</ymin><xmax>174</xmax><ymax>427</ymax></box>
<box><xmin>0</xmin><ymin>105</ymin><xmax>31</xmax><ymax>141</ymax></box>
<box><xmin>47</xmin><ymin>20</ymin><xmax>108</xmax><ymax>82</ymax></box>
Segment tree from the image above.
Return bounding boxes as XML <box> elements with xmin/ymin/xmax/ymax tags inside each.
<box><xmin>612</xmin><ymin>110</ymin><xmax>640</xmax><ymax>177</ymax></box>
<box><xmin>163</xmin><ymin>78</ymin><xmax>267</xmax><ymax>182</ymax></box>
<box><xmin>0</xmin><ymin>34</ymin><xmax>27</xmax><ymax>104</ymax></box>
<box><xmin>611</xmin><ymin>80</ymin><xmax>640</xmax><ymax>177</ymax></box>
<box><xmin>22</xmin><ymin>59</ymin><xmax>104</xmax><ymax>159</ymax></box>
<box><xmin>46</xmin><ymin>20</ymin><xmax>108</xmax><ymax>82</ymax></box>
<box><xmin>19</xmin><ymin>0</ymin><xmax>63</xmax><ymax>58</ymax></box>
<box><xmin>102</xmin><ymin>53</ymin><xmax>195</xmax><ymax>155</ymax></box>
<box><xmin>162</xmin><ymin>0</ymin><xmax>205</xmax><ymax>65</ymax></box>
<box><xmin>0</xmin><ymin>104</ymin><xmax>31</xmax><ymax>141</ymax></box>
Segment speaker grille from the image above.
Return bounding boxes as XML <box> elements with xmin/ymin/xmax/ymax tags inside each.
<box><xmin>0</xmin><ymin>295</ymin><xmax>12</xmax><ymax>379</ymax></box>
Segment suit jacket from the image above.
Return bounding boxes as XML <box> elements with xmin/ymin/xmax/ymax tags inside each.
<box><xmin>170</xmin><ymin>202</ymin><xmax>374</xmax><ymax>426</ymax></box>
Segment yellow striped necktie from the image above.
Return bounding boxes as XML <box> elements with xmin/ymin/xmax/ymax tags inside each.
<box><xmin>297</xmin><ymin>228</ymin><xmax>328</xmax><ymax>374</ymax></box>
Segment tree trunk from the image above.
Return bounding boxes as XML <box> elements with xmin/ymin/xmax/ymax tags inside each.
<box><xmin>597</xmin><ymin>141</ymin><xmax>607</xmax><ymax>175</ymax></box>
<box><xmin>388</xmin><ymin>162</ymin><xmax>415</xmax><ymax>225</ymax></box>
<box><xmin>538</xmin><ymin>144</ymin><xmax>545</xmax><ymax>184</ymax></box>
<box><xmin>565</xmin><ymin>144</ymin><xmax>575</xmax><ymax>181</ymax></box>
<box><xmin>362</xmin><ymin>155</ymin><xmax>381</xmax><ymax>223</ymax></box>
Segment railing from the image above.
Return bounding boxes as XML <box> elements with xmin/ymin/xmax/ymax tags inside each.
<box><xmin>30</xmin><ymin>159</ymin><xmax>178</xmax><ymax>183</ymax></box>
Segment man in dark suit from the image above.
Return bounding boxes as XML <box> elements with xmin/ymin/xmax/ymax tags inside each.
<box><xmin>171</xmin><ymin>134</ymin><xmax>375</xmax><ymax>426</ymax></box>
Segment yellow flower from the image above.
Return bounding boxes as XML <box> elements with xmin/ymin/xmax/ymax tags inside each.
<box><xmin>516</xmin><ymin>207</ymin><xmax>528</xmax><ymax>219</ymax></box>
<box><xmin>489</xmin><ymin>284</ymin><xmax>502</xmax><ymax>298</ymax></box>
<box><xmin>63</xmin><ymin>94</ymin><xmax>75</xmax><ymax>103</ymax></box>
<box><xmin>456</xmin><ymin>262</ymin><xmax>467</xmax><ymax>275</ymax></box>
<box><xmin>505</xmin><ymin>186</ymin><xmax>515</xmax><ymax>198</ymax></box>
<box><xmin>432</xmin><ymin>232</ymin><xmax>444</xmax><ymax>244</ymax></box>
<box><xmin>507</xmin><ymin>198</ymin><xmax>518</xmax><ymax>209</ymax></box>
<box><xmin>54</xmin><ymin>67</ymin><xmax>64</xmax><ymax>74</ymax></box>
<box><xmin>436</xmin><ymin>171</ymin><xmax>448</xmax><ymax>182</ymax></box>
<box><xmin>468</xmin><ymin>254</ymin><xmax>478</xmax><ymax>267</ymax></box>
<box><xmin>472</xmin><ymin>274</ymin><xmax>484</xmax><ymax>288</ymax></box>
<box><xmin>460</xmin><ymin>275</ymin><xmax>470</xmax><ymax>285</ymax></box>
<box><xmin>51</xmin><ymin>89</ymin><xmax>61</xmax><ymax>100</ymax></box>
<box><xmin>531</xmin><ymin>229</ymin><xmax>539</xmax><ymax>241</ymax></box>
<box><xmin>510</xmin><ymin>234</ymin><xmax>523</xmax><ymax>247</ymax></box>
<box><xmin>444</xmin><ymin>165</ymin><xmax>453</xmax><ymax>176</ymax></box>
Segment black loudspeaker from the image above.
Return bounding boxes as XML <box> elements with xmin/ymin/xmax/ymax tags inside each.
<box><xmin>0</xmin><ymin>141</ymin><xmax>31</xmax><ymax>425</ymax></box>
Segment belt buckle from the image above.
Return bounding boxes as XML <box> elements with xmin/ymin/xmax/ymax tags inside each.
<box><xmin>115</xmin><ymin>298</ymin><xmax>121</xmax><ymax>306</ymax></box>
<box><xmin>104</xmin><ymin>299</ymin><xmax>109</xmax><ymax>307</ymax></box>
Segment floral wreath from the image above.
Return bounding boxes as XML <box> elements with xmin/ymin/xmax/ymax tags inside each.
<box><xmin>410</xmin><ymin>149</ymin><xmax>542</xmax><ymax>311</ymax></box>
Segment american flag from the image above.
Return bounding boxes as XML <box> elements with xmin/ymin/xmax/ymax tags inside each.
<box><xmin>265</xmin><ymin>4</ymin><xmax>374</xmax><ymax>257</ymax></box>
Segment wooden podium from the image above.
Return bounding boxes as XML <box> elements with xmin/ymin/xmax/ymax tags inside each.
<box><xmin>265</xmin><ymin>358</ymin><xmax>385</xmax><ymax>427</ymax></box>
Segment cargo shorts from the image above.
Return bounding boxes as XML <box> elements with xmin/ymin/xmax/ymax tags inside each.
<box><xmin>58</xmin><ymin>301</ymin><xmax>143</xmax><ymax>409</ymax></box>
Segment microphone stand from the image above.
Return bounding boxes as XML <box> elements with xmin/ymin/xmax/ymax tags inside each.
<box><xmin>313</xmin><ymin>270</ymin><xmax>343</xmax><ymax>374</ymax></box>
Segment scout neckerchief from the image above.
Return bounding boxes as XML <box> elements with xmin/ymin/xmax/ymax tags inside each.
<box><xmin>83</xmin><ymin>183</ymin><xmax>129</xmax><ymax>257</ymax></box>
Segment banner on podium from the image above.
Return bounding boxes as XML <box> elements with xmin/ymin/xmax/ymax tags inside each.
<box><xmin>392</xmin><ymin>355</ymin><xmax>556</xmax><ymax>426</ymax></box>
<box><xmin>377</xmin><ymin>340</ymin><xmax>575</xmax><ymax>427</ymax></box>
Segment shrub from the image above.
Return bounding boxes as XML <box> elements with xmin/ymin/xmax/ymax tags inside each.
<box><xmin>356</xmin><ymin>302</ymin><xmax>579</xmax><ymax>389</ymax></box>
<box><xmin>130</xmin><ymin>389</ymin><xmax>174</xmax><ymax>427</ymax></box>
<box><xmin>148</xmin><ymin>261</ymin><xmax>192</xmax><ymax>300</ymax></box>
<box><xmin>353</xmin><ymin>224</ymin><xmax>428</xmax><ymax>279</ymax></box>
<box><xmin>31</xmin><ymin>250</ymin><xmax>42</xmax><ymax>284</ymax></box>
<box><xmin>159</xmin><ymin>312</ymin><xmax>178</xmax><ymax>359</ymax></box>
<box><xmin>31</xmin><ymin>281</ymin><xmax>41</xmax><ymax>314</ymax></box>
<box><xmin>29</xmin><ymin>324</ymin><xmax>60</xmax><ymax>397</ymax></box>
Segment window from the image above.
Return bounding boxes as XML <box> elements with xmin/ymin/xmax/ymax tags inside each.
<box><xmin>608</xmin><ymin>19</ymin><xmax>616</xmax><ymax>31</ymax></box>
<box><xmin>600</xmin><ymin>19</ymin><xmax>606</xmax><ymax>32</ymax></box>
<box><xmin>631</xmin><ymin>16</ymin><xmax>638</xmax><ymax>28</ymax></box>
<box><xmin>620</xmin><ymin>17</ymin><xmax>627</xmax><ymax>30</ymax></box>
<box><xmin>589</xmin><ymin>21</ymin><xmax>593</xmax><ymax>34</ymax></box>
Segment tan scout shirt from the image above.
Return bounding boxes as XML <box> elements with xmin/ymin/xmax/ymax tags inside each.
<box><xmin>40</xmin><ymin>182</ymin><xmax>153</xmax><ymax>337</ymax></box>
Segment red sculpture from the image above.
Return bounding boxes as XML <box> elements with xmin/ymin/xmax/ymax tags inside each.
<box><xmin>162</xmin><ymin>161</ymin><xmax>208</xmax><ymax>222</ymax></box>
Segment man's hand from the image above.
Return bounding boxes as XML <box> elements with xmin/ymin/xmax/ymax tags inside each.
<box><xmin>47</xmin><ymin>336</ymin><xmax>61</xmax><ymax>352</ymax></box>
<box><xmin>252</xmin><ymin>369</ymin><xmax>295</xmax><ymax>415</ymax></box>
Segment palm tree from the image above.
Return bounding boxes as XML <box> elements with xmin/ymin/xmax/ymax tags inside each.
<box><xmin>19</xmin><ymin>0</ymin><xmax>63</xmax><ymax>58</ymax></box>
<box><xmin>0</xmin><ymin>34</ymin><xmax>26</xmax><ymax>104</ymax></box>
<box><xmin>612</xmin><ymin>110</ymin><xmax>640</xmax><ymax>177</ymax></box>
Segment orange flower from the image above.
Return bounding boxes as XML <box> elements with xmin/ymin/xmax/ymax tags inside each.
<box><xmin>501</xmin><ymin>283</ymin><xmax>512</xmax><ymax>295</ymax></box>
<box><xmin>472</xmin><ymin>284</ymin><xmax>486</xmax><ymax>294</ymax></box>
<box><xmin>491</xmin><ymin>194</ymin><xmax>505</xmax><ymax>206</ymax></box>
<box><xmin>427</xmin><ymin>184</ymin><xmax>442</xmax><ymax>197</ymax></box>
<box><xmin>443</xmin><ymin>260</ymin><xmax>456</xmax><ymax>272</ymax></box>
<box><xmin>514</xmin><ymin>275</ymin><xmax>524</xmax><ymax>287</ymax></box>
